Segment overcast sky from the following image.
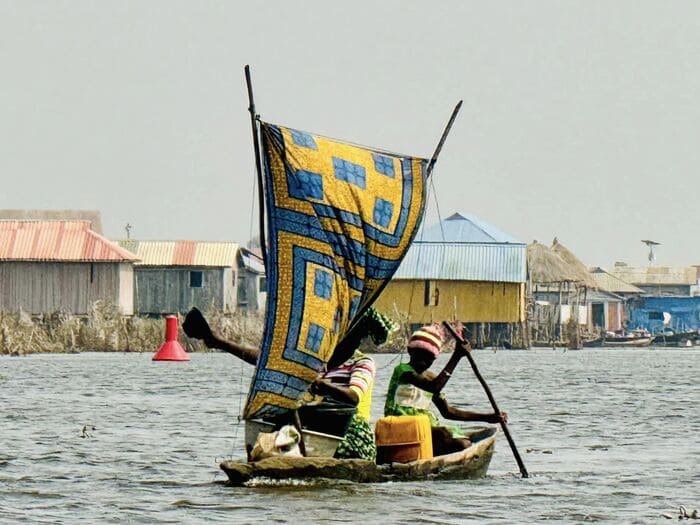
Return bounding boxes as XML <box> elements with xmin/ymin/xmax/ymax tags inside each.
<box><xmin>2</xmin><ymin>1</ymin><xmax>699</xmax><ymax>267</ymax></box>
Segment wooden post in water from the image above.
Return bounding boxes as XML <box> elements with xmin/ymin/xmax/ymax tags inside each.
<box><xmin>443</xmin><ymin>321</ymin><xmax>530</xmax><ymax>478</ymax></box>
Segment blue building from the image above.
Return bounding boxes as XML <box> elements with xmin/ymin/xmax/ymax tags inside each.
<box><xmin>628</xmin><ymin>296</ymin><xmax>700</xmax><ymax>333</ymax></box>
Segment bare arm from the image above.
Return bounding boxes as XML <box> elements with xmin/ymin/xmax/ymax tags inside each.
<box><xmin>182</xmin><ymin>308</ymin><xmax>259</xmax><ymax>365</ymax></box>
<box><xmin>309</xmin><ymin>379</ymin><xmax>359</xmax><ymax>406</ymax></box>
<box><xmin>401</xmin><ymin>342</ymin><xmax>471</xmax><ymax>394</ymax></box>
<box><xmin>432</xmin><ymin>395</ymin><xmax>507</xmax><ymax>424</ymax></box>
<box><xmin>204</xmin><ymin>335</ymin><xmax>259</xmax><ymax>366</ymax></box>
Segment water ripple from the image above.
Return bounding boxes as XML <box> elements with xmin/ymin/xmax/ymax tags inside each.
<box><xmin>1</xmin><ymin>349</ymin><xmax>697</xmax><ymax>523</ymax></box>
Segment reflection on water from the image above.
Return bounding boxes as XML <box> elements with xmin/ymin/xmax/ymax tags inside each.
<box><xmin>1</xmin><ymin>348</ymin><xmax>698</xmax><ymax>523</ymax></box>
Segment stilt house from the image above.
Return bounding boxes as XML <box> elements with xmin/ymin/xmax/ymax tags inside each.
<box><xmin>589</xmin><ymin>267</ymin><xmax>643</xmax><ymax>331</ymax></box>
<box><xmin>0</xmin><ymin>220</ymin><xmax>137</xmax><ymax>315</ymax></box>
<box><xmin>527</xmin><ymin>239</ymin><xmax>596</xmax><ymax>345</ymax></box>
<box><xmin>116</xmin><ymin>240</ymin><xmax>266</xmax><ymax>315</ymax></box>
<box><xmin>374</xmin><ymin>212</ymin><xmax>527</xmax><ymax>347</ymax></box>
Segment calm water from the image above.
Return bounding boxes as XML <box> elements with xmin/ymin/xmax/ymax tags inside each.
<box><xmin>1</xmin><ymin>348</ymin><xmax>697</xmax><ymax>524</ymax></box>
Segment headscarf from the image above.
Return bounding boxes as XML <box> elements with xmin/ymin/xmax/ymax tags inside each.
<box><xmin>407</xmin><ymin>323</ymin><xmax>445</xmax><ymax>357</ymax></box>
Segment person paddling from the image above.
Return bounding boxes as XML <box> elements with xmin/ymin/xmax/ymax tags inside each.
<box><xmin>182</xmin><ymin>307</ymin><xmax>396</xmax><ymax>461</ymax></box>
<box><xmin>384</xmin><ymin>323</ymin><xmax>507</xmax><ymax>456</ymax></box>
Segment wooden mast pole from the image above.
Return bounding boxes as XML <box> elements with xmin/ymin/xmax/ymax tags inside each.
<box><xmin>244</xmin><ymin>65</ymin><xmax>268</xmax><ymax>267</ymax></box>
<box><xmin>443</xmin><ymin>321</ymin><xmax>530</xmax><ymax>478</ymax></box>
<box><xmin>427</xmin><ymin>100</ymin><xmax>462</xmax><ymax>177</ymax></box>
<box><xmin>244</xmin><ymin>66</ymin><xmax>308</xmax><ymax>455</ymax></box>
<box><xmin>329</xmin><ymin>101</ymin><xmax>464</xmax><ymax>369</ymax></box>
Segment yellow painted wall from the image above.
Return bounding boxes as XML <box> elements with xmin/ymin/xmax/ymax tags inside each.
<box><xmin>374</xmin><ymin>280</ymin><xmax>525</xmax><ymax>324</ymax></box>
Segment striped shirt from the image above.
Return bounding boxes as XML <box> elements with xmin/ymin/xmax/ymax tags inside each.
<box><xmin>322</xmin><ymin>351</ymin><xmax>375</xmax><ymax>420</ymax></box>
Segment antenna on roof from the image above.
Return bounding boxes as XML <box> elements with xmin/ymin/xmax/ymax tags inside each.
<box><xmin>125</xmin><ymin>223</ymin><xmax>132</xmax><ymax>240</ymax></box>
<box><xmin>641</xmin><ymin>239</ymin><xmax>660</xmax><ymax>266</ymax></box>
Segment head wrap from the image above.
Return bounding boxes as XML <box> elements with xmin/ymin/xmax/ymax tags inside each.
<box><xmin>407</xmin><ymin>323</ymin><xmax>445</xmax><ymax>357</ymax></box>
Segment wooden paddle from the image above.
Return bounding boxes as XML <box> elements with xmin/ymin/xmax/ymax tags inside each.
<box><xmin>442</xmin><ymin>321</ymin><xmax>529</xmax><ymax>478</ymax></box>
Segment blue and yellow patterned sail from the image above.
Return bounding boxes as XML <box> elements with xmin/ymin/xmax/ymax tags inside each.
<box><xmin>243</xmin><ymin>122</ymin><xmax>428</xmax><ymax>420</ymax></box>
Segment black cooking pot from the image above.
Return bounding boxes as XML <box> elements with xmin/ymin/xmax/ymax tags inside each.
<box><xmin>298</xmin><ymin>401</ymin><xmax>357</xmax><ymax>437</ymax></box>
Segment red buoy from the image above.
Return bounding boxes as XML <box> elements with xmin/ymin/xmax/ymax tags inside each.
<box><xmin>152</xmin><ymin>315</ymin><xmax>190</xmax><ymax>361</ymax></box>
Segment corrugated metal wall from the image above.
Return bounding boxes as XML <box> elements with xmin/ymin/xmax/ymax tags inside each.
<box><xmin>0</xmin><ymin>261</ymin><xmax>132</xmax><ymax>314</ymax></box>
<box><xmin>374</xmin><ymin>280</ymin><xmax>525</xmax><ymax>323</ymax></box>
<box><xmin>133</xmin><ymin>267</ymin><xmax>229</xmax><ymax>314</ymax></box>
<box><xmin>629</xmin><ymin>296</ymin><xmax>700</xmax><ymax>333</ymax></box>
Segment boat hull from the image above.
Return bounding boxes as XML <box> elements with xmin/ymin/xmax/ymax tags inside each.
<box><xmin>220</xmin><ymin>430</ymin><xmax>496</xmax><ymax>485</ymax></box>
<box><xmin>583</xmin><ymin>336</ymin><xmax>652</xmax><ymax>347</ymax></box>
<box><xmin>604</xmin><ymin>337</ymin><xmax>651</xmax><ymax>347</ymax></box>
<box><xmin>651</xmin><ymin>332</ymin><xmax>697</xmax><ymax>347</ymax></box>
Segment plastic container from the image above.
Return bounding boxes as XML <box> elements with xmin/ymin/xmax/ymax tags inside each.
<box><xmin>375</xmin><ymin>415</ymin><xmax>433</xmax><ymax>463</ymax></box>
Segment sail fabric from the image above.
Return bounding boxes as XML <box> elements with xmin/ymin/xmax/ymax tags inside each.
<box><xmin>243</xmin><ymin>122</ymin><xmax>428</xmax><ymax>419</ymax></box>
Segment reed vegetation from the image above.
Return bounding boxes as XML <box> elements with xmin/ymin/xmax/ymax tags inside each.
<box><xmin>0</xmin><ymin>302</ymin><xmax>415</xmax><ymax>356</ymax></box>
<box><xmin>0</xmin><ymin>301</ymin><xmax>264</xmax><ymax>356</ymax></box>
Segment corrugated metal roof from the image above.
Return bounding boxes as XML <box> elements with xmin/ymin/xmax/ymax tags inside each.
<box><xmin>116</xmin><ymin>240</ymin><xmax>238</xmax><ymax>267</ymax></box>
<box><xmin>590</xmin><ymin>267</ymin><xmax>644</xmax><ymax>293</ymax></box>
<box><xmin>417</xmin><ymin>212</ymin><xmax>523</xmax><ymax>244</ymax></box>
<box><xmin>586</xmin><ymin>289</ymin><xmax>624</xmax><ymax>302</ymax></box>
<box><xmin>611</xmin><ymin>265</ymin><xmax>697</xmax><ymax>286</ymax></box>
<box><xmin>239</xmin><ymin>248</ymin><xmax>265</xmax><ymax>274</ymax></box>
<box><xmin>0</xmin><ymin>209</ymin><xmax>103</xmax><ymax>234</ymax></box>
<box><xmin>393</xmin><ymin>242</ymin><xmax>526</xmax><ymax>283</ymax></box>
<box><xmin>0</xmin><ymin>220</ymin><xmax>137</xmax><ymax>262</ymax></box>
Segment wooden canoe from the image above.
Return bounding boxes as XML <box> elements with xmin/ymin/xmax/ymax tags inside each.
<box><xmin>583</xmin><ymin>336</ymin><xmax>652</xmax><ymax>347</ymax></box>
<box><xmin>220</xmin><ymin>428</ymin><xmax>496</xmax><ymax>485</ymax></box>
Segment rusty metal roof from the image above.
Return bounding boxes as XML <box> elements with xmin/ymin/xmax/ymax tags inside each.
<box><xmin>0</xmin><ymin>210</ymin><xmax>103</xmax><ymax>234</ymax></box>
<box><xmin>0</xmin><ymin>221</ymin><xmax>138</xmax><ymax>262</ymax></box>
<box><xmin>116</xmin><ymin>240</ymin><xmax>238</xmax><ymax>267</ymax></box>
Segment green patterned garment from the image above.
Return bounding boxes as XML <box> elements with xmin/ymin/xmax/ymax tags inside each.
<box><xmin>334</xmin><ymin>414</ymin><xmax>376</xmax><ymax>462</ymax></box>
<box><xmin>384</xmin><ymin>362</ymin><xmax>440</xmax><ymax>427</ymax></box>
<box><xmin>384</xmin><ymin>362</ymin><xmax>466</xmax><ymax>438</ymax></box>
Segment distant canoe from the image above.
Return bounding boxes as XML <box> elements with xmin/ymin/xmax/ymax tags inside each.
<box><xmin>583</xmin><ymin>335</ymin><xmax>652</xmax><ymax>348</ymax></box>
<box><xmin>651</xmin><ymin>332</ymin><xmax>697</xmax><ymax>347</ymax></box>
<box><xmin>220</xmin><ymin>428</ymin><xmax>496</xmax><ymax>485</ymax></box>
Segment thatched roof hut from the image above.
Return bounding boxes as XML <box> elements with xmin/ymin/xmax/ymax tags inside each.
<box><xmin>551</xmin><ymin>238</ymin><xmax>598</xmax><ymax>288</ymax></box>
<box><xmin>527</xmin><ymin>241</ymin><xmax>580</xmax><ymax>285</ymax></box>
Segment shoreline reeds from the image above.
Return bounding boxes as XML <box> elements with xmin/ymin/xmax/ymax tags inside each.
<box><xmin>0</xmin><ymin>302</ymin><xmax>265</xmax><ymax>356</ymax></box>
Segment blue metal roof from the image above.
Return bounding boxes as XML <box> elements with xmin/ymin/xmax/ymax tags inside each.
<box><xmin>417</xmin><ymin>212</ymin><xmax>523</xmax><ymax>244</ymax></box>
<box><xmin>393</xmin><ymin>242</ymin><xmax>527</xmax><ymax>283</ymax></box>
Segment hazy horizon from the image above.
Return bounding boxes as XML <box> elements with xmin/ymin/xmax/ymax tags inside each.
<box><xmin>2</xmin><ymin>1</ymin><xmax>699</xmax><ymax>268</ymax></box>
